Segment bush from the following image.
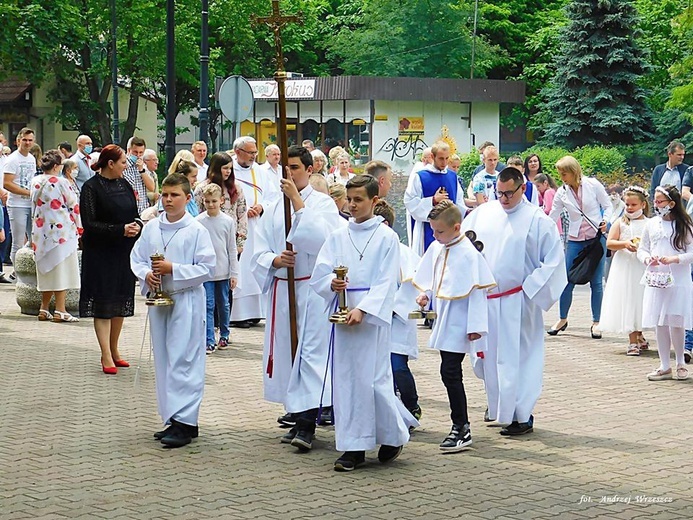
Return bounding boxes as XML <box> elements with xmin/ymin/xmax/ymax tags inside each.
<box><xmin>523</xmin><ymin>145</ymin><xmax>626</xmax><ymax>179</ymax></box>
<box><xmin>456</xmin><ymin>152</ymin><xmax>483</xmax><ymax>185</ymax></box>
<box><xmin>573</xmin><ymin>146</ymin><xmax>626</xmax><ymax>177</ymax></box>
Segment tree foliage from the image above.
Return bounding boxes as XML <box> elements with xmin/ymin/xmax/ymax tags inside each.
<box><xmin>540</xmin><ymin>0</ymin><xmax>653</xmax><ymax>147</ymax></box>
<box><xmin>324</xmin><ymin>0</ymin><xmax>504</xmax><ymax>78</ymax></box>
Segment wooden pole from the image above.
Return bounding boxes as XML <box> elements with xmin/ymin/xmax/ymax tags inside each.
<box><xmin>275</xmin><ymin>69</ymin><xmax>299</xmax><ymax>362</ymax></box>
<box><xmin>255</xmin><ymin>0</ymin><xmax>302</xmax><ymax>363</ymax></box>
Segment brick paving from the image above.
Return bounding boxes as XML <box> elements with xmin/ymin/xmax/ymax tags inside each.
<box><xmin>1</xmin><ymin>277</ymin><xmax>692</xmax><ymax>519</ymax></box>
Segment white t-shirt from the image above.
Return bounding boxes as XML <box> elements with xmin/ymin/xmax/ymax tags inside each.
<box><xmin>471</xmin><ymin>169</ymin><xmax>500</xmax><ymax>202</ymax></box>
<box><xmin>4</xmin><ymin>150</ymin><xmax>36</xmax><ymax>208</ymax></box>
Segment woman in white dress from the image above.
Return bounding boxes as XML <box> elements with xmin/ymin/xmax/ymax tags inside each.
<box><xmin>636</xmin><ymin>185</ymin><xmax>693</xmax><ymax>381</ymax></box>
<box><xmin>600</xmin><ymin>186</ymin><xmax>649</xmax><ymax>355</ymax></box>
<box><xmin>31</xmin><ymin>150</ymin><xmax>83</xmax><ymax>322</ymax></box>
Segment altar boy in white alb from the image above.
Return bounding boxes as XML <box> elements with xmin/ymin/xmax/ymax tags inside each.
<box><xmin>131</xmin><ymin>173</ymin><xmax>216</xmax><ymax>448</ymax></box>
<box><xmin>252</xmin><ymin>146</ymin><xmax>343</xmax><ymax>452</ymax></box>
<box><xmin>463</xmin><ymin>167</ymin><xmax>567</xmax><ymax>436</ymax></box>
<box><xmin>311</xmin><ymin>175</ymin><xmax>416</xmax><ymax>472</ymax></box>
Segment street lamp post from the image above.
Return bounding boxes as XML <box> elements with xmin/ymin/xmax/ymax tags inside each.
<box><xmin>110</xmin><ymin>0</ymin><xmax>120</xmax><ymax>145</ymax></box>
<box><xmin>165</xmin><ymin>0</ymin><xmax>176</xmax><ymax>168</ymax></box>
<box><xmin>199</xmin><ymin>0</ymin><xmax>210</xmax><ymax>145</ymax></box>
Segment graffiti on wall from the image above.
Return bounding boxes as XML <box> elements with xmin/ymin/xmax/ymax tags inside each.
<box><xmin>378</xmin><ymin>134</ymin><xmax>429</xmax><ymax>161</ymax></box>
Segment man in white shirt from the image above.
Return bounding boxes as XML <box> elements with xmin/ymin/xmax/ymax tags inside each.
<box><xmin>3</xmin><ymin>127</ymin><xmax>36</xmax><ymax>265</ymax></box>
<box><xmin>261</xmin><ymin>144</ymin><xmax>282</xmax><ymax>185</ymax></box>
<box><xmin>471</xmin><ymin>146</ymin><xmax>501</xmax><ymax>205</ymax></box>
<box><xmin>191</xmin><ymin>141</ymin><xmax>209</xmax><ymax>180</ymax></box>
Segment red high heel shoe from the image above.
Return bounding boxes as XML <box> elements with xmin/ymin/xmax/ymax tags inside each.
<box><xmin>113</xmin><ymin>359</ymin><xmax>130</xmax><ymax>368</ymax></box>
<box><xmin>102</xmin><ymin>363</ymin><xmax>118</xmax><ymax>375</ymax></box>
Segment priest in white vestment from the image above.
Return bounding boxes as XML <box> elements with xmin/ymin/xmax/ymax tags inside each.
<box><xmin>462</xmin><ymin>167</ymin><xmax>567</xmax><ymax>435</ymax></box>
<box><xmin>252</xmin><ymin>146</ymin><xmax>343</xmax><ymax>451</ymax></box>
<box><xmin>403</xmin><ymin>142</ymin><xmax>468</xmax><ymax>256</ymax></box>
<box><xmin>230</xmin><ymin>136</ymin><xmax>280</xmax><ymax>325</ymax></box>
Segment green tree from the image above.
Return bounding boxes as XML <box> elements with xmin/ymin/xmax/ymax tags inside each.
<box><xmin>325</xmin><ymin>0</ymin><xmax>503</xmax><ymax>78</ymax></box>
<box><xmin>540</xmin><ymin>0</ymin><xmax>653</xmax><ymax>147</ymax></box>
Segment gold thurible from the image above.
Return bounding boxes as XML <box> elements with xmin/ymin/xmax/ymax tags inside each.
<box><xmin>329</xmin><ymin>266</ymin><xmax>349</xmax><ymax>324</ymax></box>
<box><xmin>145</xmin><ymin>252</ymin><xmax>174</xmax><ymax>306</ymax></box>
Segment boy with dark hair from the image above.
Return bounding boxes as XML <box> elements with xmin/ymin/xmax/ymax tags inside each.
<box><xmin>311</xmin><ymin>175</ymin><xmax>416</xmax><ymax>471</ymax></box>
<box><xmin>131</xmin><ymin>173</ymin><xmax>216</xmax><ymax>448</ymax></box>
<box><xmin>413</xmin><ymin>200</ymin><xmax>496</xmax><ymax>452</ymax></box>
<box><xmin>252</xmin><ymin>145</ymin><xmax>342</xmax><ymax>450</ymax></box>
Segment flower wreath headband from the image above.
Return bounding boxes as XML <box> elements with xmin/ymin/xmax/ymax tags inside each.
<box><xmin>654</xmin><ymin>185</ymin><xmax>672</xmax><ymax>200</ymax></box>
<box><xmin>626</xmin><ymin>185</ymin><xmax>649</xmax><ymax>198</ymax></box>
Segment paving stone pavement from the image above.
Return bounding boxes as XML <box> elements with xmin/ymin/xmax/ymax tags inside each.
<box><xmin>1</xmin><ymin>277</ymin><xmax>692</xmax><ymax>520</ymax></box>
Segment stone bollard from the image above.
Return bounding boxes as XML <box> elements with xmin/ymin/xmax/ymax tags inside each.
<box><xmin>14</xmin><ymin>246</ymin><xmax>81</xmax><ymax>316</ymax></box>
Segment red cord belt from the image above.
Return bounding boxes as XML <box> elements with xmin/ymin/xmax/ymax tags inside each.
<box><xmin>487</xmin><ymin>285</ymin><xmax>523</xmax><ymax>299</ymax></box>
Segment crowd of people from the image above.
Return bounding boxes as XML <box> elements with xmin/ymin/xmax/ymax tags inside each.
<box><xmin>2</xmin><ymin>127</ymin><xmax>692</xmax><ymax>472</ymax></box>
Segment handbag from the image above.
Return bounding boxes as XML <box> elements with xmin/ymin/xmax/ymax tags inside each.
<box><xmin>566</xmin><ymin>203</ymin><xmax>605</xmax><ymax>285</ymax></box>
<box><xmin>643</xmin><ymin>265</ymin><xmax>674</xmax><ymax>289</ymax></box>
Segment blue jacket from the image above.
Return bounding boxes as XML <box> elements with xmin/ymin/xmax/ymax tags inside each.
<box><xmin>650</xmin><ymin>162</ymin><xmax>689</xmax><ymax>200</ymax></box>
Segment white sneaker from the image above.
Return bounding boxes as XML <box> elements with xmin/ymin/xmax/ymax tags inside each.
<box><xmin>647</xmin><ymin>368</ymin><xmax>672</xmax><ymax>381</ymax></box>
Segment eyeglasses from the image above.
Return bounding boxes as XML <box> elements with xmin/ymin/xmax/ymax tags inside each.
<box><xmin>239</xmin><ymin>149</ymin><xmax>258</xmax><ymax>156</ymax></box>
<box><xmin>495</xmin><ymin>184</ymin><xmax>523</xmax><ymax>200</ymax></box>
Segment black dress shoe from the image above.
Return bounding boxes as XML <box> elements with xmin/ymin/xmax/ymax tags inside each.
<box><xmin>154</xmin><ymin>420</ymin><xmax>198</xmax><ymax>440</ymax></box>
<box><xmin>290</xmin><ymin>418</ymin><xmax>316</xmax><ymax>451</ymax></box>
<box><xmin>160</xmin><ymin>423</ymin><xmax>194</xmax><ymax>448</ymax></box>
<box><xmin>547</xmin><ymin>321</ymin><xmax>568</xmax><ymax>336</ymax></box>
<box><xmin>230</xmin><ymin>321</ymin><xmax>251</xmax><ymax>329</ymax></box>
<box><xmin>500</xmin><ymin>416</ymin><xmax>534</xmax><ymax>436</ymax></box>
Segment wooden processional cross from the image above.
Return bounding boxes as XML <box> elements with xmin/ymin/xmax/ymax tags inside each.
<box><xmin>256</xmin><ymin>0</ymin><xmax>302</xmax><ymax>365</ymax></box>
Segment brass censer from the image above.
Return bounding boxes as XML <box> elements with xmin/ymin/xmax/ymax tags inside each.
<box><xmin>146</xmin><ymin>252</ymin><xmax>174</xmax><ymax>306</ymax></box>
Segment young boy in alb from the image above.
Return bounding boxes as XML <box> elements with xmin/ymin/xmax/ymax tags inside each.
<box><xmin>311</xmin><ymin>174</ymin><xmax>416</xmax><ymax>472</ymax></box>
<box><xmin>413</xmin><ymin>200</ymin><xmax>496</xmax><ymax>452</ymax></box>
<box><xmin>131</xmin><ymin>173</ymin><xmax>216</xmax><ymax>448</ymax></box>
<box><xmin>196</xmin><ymin>183</ymin><xmax>239</xmax><ymax>353</ymax></box>
<box><xmin>373</xmin><ymin>200</ymin><xmax>422</xmax><ymax>423</ymax></box>
<box><xmin>251</xmin><ymin>145</ymin><xmax>343</xmax><ymax>451</ymax></box>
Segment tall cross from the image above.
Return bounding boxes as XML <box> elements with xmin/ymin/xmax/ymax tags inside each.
<box><xmin>255</xmin><ymin>0</ymin><xmax>302</xmax><ymax>72</ymax></box>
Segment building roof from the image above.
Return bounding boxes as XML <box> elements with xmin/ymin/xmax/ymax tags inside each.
<box><xmin>247</xmin><ymin>75</ymin><xmax>525</xmax><ymax>103</ymax></box>
<box><xmin>0</xmin><ymin>79</ymin><xmax>31</xmax><ymax>104</ymax></box>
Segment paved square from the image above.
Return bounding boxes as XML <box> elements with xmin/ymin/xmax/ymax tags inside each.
<box><xmin>1</xmin><ymin>280</ymin><xmax>691</xmax><ymax>519</ymax></box>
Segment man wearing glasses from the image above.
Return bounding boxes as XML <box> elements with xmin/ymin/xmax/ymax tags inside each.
<box><xmin>463</xmin><ymin>167</ymin><xmax>567</xmax><ymax>436</ymax></box>
<box><xmin>230</xmin><ymin>136</ymin><xmax>280</xmax><ymax>327</ymax></box>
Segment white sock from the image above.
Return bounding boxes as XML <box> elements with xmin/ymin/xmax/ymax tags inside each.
<box><xmin>655</xmin><ymin>325</ymin><xmax>672</xmax><ymax>371</ymax></box>
<box><xmin>671</xmin><ymin>326</ymin><xmax>685</xmax><ymax>367</ymax></box>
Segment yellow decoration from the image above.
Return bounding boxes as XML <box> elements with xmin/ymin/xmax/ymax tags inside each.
<box><xmin>439</xmin><ymin>125</ymin><xmax>457</xmax><ymax>156</ymax></box>
<box><xmin>374</xmin><ymin>114</ymin><xmax>388</xmax><ymax>121</ymax></box>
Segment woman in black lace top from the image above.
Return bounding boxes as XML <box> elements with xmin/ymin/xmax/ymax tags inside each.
<box><xmin>80</xmin><ymin>145</ymin><xmax>142</xmax><ymax>374</ymax></box>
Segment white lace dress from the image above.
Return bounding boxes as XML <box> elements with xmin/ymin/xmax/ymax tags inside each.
<box><xmin>600</xmin><ymin>217</ymin><xmax>647</xmax><ymax>333</ymax></box>
<box><xmin>636</xmin><ymin>217</ymin><xmax>693</xmax><ymax>329</ymax></box>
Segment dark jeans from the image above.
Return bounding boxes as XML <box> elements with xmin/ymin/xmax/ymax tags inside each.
<box><xmin>440</xmin><ymin>351</ymin><xmax>469</xmax><ymax>427</ymax></box>
<box><xmin>391</xmin><ymin>353</ymin><xmax>419</xmax><ymax>412</ymax></box>
<box><xmin>0</xmin><ymin>206</ymin><xmax>10</xmax><ymax>272</ymax></box>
